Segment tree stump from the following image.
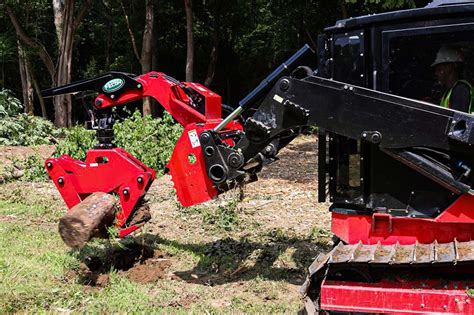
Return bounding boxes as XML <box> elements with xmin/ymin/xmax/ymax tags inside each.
<box><xmin>58</xmin><ymin>192</ymin><xmax>117</xmax><ymax>249</ymax></box>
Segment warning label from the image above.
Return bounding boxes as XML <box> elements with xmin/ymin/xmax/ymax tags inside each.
<box><xmin>188</xmin><ymin>129</ymin><xmax>201</xmax><ymax>148</ymax></box>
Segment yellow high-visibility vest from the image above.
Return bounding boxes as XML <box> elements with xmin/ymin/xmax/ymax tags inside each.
<box><xmin>440</xmin><ymin>80</ymin><xmax>473</xmax><ymax>113</ymax></box>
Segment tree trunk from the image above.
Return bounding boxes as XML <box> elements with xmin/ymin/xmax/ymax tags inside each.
<box><xmin>53</xmin><ymin>0</ymin><xmax>75</xmax><ymax>126</ymax></box>
<box><xmin>102</xmin><ymin>0</ymin><xmax>113</xmax><ymax>70</ymax></box>
<box><xmin>204</xmin><ymin>21</ymin><xmax>219</xmax><ymax>87</ymax></box>
<box><xmin>151</xmin><ymin>7</ymin><xmax>160</xmax><ymax>117</ymax></box>
<box><xmin>120</xmin><ymin>0</ymin><xmax>154</xmax><ymax>116</ymax></box>
<box><xmin>52</xmin><ymin>0</ymin><xmax>65</xmax><ymax>42</ymax></box>
<box><xmin>6</xmin><ymin>6</ymin><xmax>56</xmax><ymax>81</ymax></box>
<box><xmin>58</xmin><ymin>192</ymin><xmax>117</xmax><ymax>249</ymax></box>
<box><xmin>7</xmin><ymin>1</ymin><xmax>91</xmax><ymax>127</ymax></box>
<box><xmin>51</xmin><ymin>0</ymin><xmax>92</xmax><ymax>126</ymax></box>
<box><xmin>29</xmin><ymin>62</ymin><xmax>48</xmax><ymax>119</ymax></box>
<box><xmin>184</xmin><ymin>0</ymin><xmax>194</xmax><ymax>82</ymax></box>
<box><xmin>141</xmin><ymin>0</ymin><xmax>154</xmax><ymax>116</ymax></box>
<box><xmin>17</xmin><ymin>40</ymin><xmax>34</xmax><ymax>114</ymax></box>
<box><xmin>340</xmin><ymin>0</ymin><xmax>348</xmax><ymax>19</ymax></box>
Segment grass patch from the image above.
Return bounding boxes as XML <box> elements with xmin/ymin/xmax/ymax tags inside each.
<box><xmin>176</xmin><ymin>197</ymin><xmax>241</xmax><ymax>232</ymax></box>
<box><xmin>0</xmin><ymin>221</ymin><xmax>78</xmax><ymax>312</ymax></box>
<box><xmin>0</xmin><ymin>200</ymin><xmax>63</xmax><ymax>222</ymax></box>
<box><xmin>0</xmin><ymin>199</ymin><xmax>305</xmax><ymax>313</ymax></box>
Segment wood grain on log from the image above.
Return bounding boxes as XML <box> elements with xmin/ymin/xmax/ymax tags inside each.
<box><xmin>59</xmin><ymin>192</ymin><xmax>116</xmax><ymax>249</ymax></box>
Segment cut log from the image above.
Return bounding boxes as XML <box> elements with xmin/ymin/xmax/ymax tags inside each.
<box><xmin>59</xmin><ymin>192</ymin><xmax>117</xmax><ymax>249</ymax></box>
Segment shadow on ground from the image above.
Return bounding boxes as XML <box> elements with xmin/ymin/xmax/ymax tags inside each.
<box><xmin>258</xmin><ymin>141</ymin><xmax>318</xmax><ymax>184</ymax></box>
<box><xmin>74</xmin><ymin>232</ymin><xmax>330</xmax><ymax>287</ymax></box>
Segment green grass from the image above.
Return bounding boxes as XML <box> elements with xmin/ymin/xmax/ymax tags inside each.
<box><xmin>0</xmin><ymin>222</ymin><xmax>77</xmax><ymax>312</ymax></box>
<box><xmin>0</xmin><ymin>200</ymin><xmax>62</xmax><ymax>222</ymax></box>
<box><xmin>0</xmin><ymin>200</ymin><xmax>306</xmax><ymax>313</ymax></box>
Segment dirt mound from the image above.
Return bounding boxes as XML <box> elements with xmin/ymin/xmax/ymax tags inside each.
<box><xmin>75</xmin><ymin>243</ymin><xmax>171</xmax><ymax>286</ymax></box>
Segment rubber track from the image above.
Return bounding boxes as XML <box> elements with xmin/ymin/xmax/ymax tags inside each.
<box><xmin>299</xmin><ymin>240</ymin><xmax>474</xmax><ymax>313</ymax></box>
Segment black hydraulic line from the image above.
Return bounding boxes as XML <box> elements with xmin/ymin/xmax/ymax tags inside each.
<box><xmin>213</xmin><ymin>44</ymin><xmax>315</xmax><ymax>132</ymax></box>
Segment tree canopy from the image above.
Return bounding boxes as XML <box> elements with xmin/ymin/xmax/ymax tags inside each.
<box><xmin>0</xmin><ymin>0</ymin><xmax>430</xmax><ymax>125</ymax></box>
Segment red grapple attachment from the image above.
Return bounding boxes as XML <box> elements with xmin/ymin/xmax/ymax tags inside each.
<box><xmin>167</xmin><ymin>121</ymin><xmax>242</xmax><ymax>207</ymax></box>
<box><xmin>44</xmin><ymin>71</ymin><xmax>245</xmax><ymax>242</ymax></box>
<box><xmin>45</xmin><ymin>148</ymin><xmax>156</xmax><ymax>238</ymax></box>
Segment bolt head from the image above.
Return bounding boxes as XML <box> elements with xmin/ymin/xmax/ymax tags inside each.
<box><xmin>137</xmin><ymin>176</ymin><xmax>144</xmax><ymax>183</ymax></box>
<box><xmin>200</xmin><ymin>132</ymin><xmax>210</xmax><ymax>144</ymax></box>
<box><xmin>46</xmin><ymin>162</ymin><xmax>53</xmax><ymax>169</ymax></box>
<box><xmin>58</xmin><ymin>177</ymin><xmax>64</xmax><ymax>185</ymax></box>
<box><xmin>279</xmin><ymin>79</ymin><xmax>290</xmax><ymax>91</ymax></box>
<box><xmin>95</xmin><ymin>99</ymin><xmax>102</xmax><ymax>106</ymax></box>
<box><xmin>370</xmin><ymin>132</ymin><xmax>381</xmax><ymax>143</ymax></box>
<box><xmin>123</xmin><ymin>189</ymin><xmax>129</xmax><ymax>196</ymax></box>
<box><xmin>227</xmin><ymin>153</ymin><xmax>243</xmax><ymax>168</ymax></box>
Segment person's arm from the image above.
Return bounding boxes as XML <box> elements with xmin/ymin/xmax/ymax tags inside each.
<box><xmin>450</xmin><ymin>83</ymin><xmax>471</xmax><ymax>112</ymax></box>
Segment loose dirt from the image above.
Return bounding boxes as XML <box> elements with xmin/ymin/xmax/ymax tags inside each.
<box><xmin>77</xmin><ymin>242</ymin><xmax>172</xmax><ymax>286</ymax></box>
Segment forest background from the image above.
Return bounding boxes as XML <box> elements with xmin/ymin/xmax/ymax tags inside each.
<box><xmin>1</xmin><ymin>0</ymin><xmax>430</xmax><ymax>127</ymax></box>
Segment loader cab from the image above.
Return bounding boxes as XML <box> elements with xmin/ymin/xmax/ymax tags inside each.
<box><xmin>317</xmin><ymin>1</ymin><xmax>474</xmax><ymax>217</ymax></box>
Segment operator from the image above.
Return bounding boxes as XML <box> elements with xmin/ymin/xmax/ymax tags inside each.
<box><xmin>432</xmin><ymin>46</ymin><xmax>473</xmax><ymax>113</ymax></box>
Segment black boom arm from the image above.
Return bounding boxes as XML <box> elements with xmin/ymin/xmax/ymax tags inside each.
<box><xmin>200</xmin><ymin>74</ymin><xmax>474</xmax><ymax>195</ymax></box>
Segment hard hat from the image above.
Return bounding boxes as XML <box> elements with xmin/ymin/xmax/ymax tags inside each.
<box><xmin>431</xmin><ymin>46</ymin><xmax>464</xmax><ymax>66</ymax></box>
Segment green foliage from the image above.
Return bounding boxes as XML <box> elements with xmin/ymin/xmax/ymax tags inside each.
<box><xmin>113</xmin><ymin>111</ymin><xmax>183</xmax><ymax>175</ymax></box>
<box><xmin>54</xmin><ymin>126</ymin><xmax>95</xmax><ymax>160</ymax></box>
<box><xmin>0</xmin><ymin>34</ymin><xmax>16</xmax><ymax>65</ymax></box>
<box><xmin>0</xmin><ymin>89</ymin><xmax>21</xmax><ymax>117</ymax></box>
<box><xmin>346</xmin><ymin>0</ymin><xmax>416</xmax><ymax>9</ymax></box>
<box><xmin>202</xmin><ymin>199</ymin><xmax>240</xmax><ymax>231</ymax></box>
<box><xmin>54</xmin><ymin>111</ymin><xmax>183</xmax><ymax>175</ymax></box>
<box><xmin>467</xmin><ymin>288</ymin><xmax>474</xmax><ymax>298</ymax></box>
<box><xmin>15</xmin><ymin>155</ymin><xmax>49</xmax><ymax>182</ymax></box>
<box><xmin>0</xmin><ymin>89</ymin><xmax>60</xmax><ymax>146</ymax></box>
<box><xmin>0</xmin><ymin>114</ymin><xmax>61</xmax><ymax>146</ymax></box>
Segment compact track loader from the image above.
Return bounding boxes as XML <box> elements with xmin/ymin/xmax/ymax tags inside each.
<box><xmin>42</xmin><ymin>1</ymin><xmax>474</xmax><ymax>313</ymax></box>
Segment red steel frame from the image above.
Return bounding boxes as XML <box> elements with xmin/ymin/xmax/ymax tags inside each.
<box><xmin>46</xmin><ymin>72</ymin><xmax>242</xmax><ymax>237</ymax></box>
<box><xmin>94</xmin><ymin>72</ymin><xmax>223</xmax><ymax>126</ymax></box>
<box><xmin>332</xmin><ymin>194</ymin><xmax>474</xmax><ymax>245</ymax></box>
<box><xmin>321</xmin><ymin>279</ymin><xmax>474</xmax><ymax>314</ymax></box>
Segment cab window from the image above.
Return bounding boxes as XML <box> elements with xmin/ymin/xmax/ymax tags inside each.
<box><xmin>388</xmin><ymin>30</ymin><xmax>474</xmax><ymax>105</ymax></box>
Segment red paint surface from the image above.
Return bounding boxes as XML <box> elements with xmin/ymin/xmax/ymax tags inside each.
<box><xmin>332</xmin><ymin>194</ymin><xmax>474</xmax><ymax>245</ymax></box>
<box><xmin>321</xmin><ymin>279</ymin><xmax>474</xmax><ymax>314</ymax></box>
<box><xmin>46</xmin><ymin>72</ymin><xmax>242</xmax><ymax>237</ymax></box>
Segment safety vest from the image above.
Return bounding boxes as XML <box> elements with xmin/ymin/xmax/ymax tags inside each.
<box><xmin>440</xmin><ymin>80</ymin><xmax>473</xmax><ymax>113</ymax></box>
